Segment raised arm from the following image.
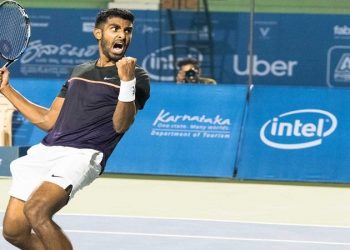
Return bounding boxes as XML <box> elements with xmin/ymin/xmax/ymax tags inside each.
<box><xmin>0</xmin><ymin>67</ymin><xmax>64</xmax><ymax>131</ymax></box>
<box><xmin>113</xmin><ymin>57</ymin><xmax>138</xmax><ymax>133</ymax></box>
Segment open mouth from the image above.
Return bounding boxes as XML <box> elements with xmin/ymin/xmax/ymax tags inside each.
<box><xmin>112</xmin><ymin>41</ymin><xmax>124</xmax><ymax>54</ymax></box>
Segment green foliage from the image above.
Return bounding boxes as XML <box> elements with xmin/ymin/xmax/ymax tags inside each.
<box><xmin>18</xmin><ymin>0</ymin><xmax>110</xmax><ymax>9</ymax></box>
<box><xmin>208</xmin><ymin>0</ymin><xmax>350</xmax><ymax>14</ymax></box>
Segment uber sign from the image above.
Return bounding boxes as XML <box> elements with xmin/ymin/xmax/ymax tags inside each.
<box><xmin>233</xmin><ymin>54</ymin><xmax>298</xmax><ymax>77</ymax></box>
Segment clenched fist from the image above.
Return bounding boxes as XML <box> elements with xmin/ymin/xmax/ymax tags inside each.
<box><xmin>116</xmin><ymin>57</ymin><xmax>136</xmax><ymax>81</ymax></box>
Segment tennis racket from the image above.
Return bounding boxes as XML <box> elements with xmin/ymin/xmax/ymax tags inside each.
<box><xmin>0</xmin><ymin>0</ymin><xmax>31</xmax><ymax>68</ymax></box>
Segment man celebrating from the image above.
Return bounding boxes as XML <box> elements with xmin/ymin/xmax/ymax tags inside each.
<box><xmin>1</xmin><ymin>8</ymin><xmax>150</xmax><ymax>250</ymax></box>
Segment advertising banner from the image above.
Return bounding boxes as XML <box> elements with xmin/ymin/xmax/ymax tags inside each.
<box><xmin>9</xmin><ymin>79</ymin><xmax>350</xmax><ymax>182</ymax></box>
<box><xmin>236</xmin><ymin>85</ymin><xmax>350</xmax><ymax>183</ymax></box>
<box><xmin>0</xmin><ymin>147</ymin><xmax>29</xmax><ymax>176</ymax></box>
<box><xmin>10</xmin><ymin>79</ymin><xmax>247</xmax><ymax>178</ymax></box>
<box><xmin>9</xmin><ymin>9</ymin><xmax>99</xmax><ymax>79</ymax></box>
<box><xmin>250</xmin><ymin>14</ymin><xmax>350</xmax><ymax>87</ymax></box>
<box><xmin>105</xmin><ymin>83</ymin><xmax>248</xmax><ymax>177</ymax></box>
<box><xmin>11</xmin><ymin>78</ymin><xmax>63</xmax><ymax>146</ymax></box>
<box><xmin>7</xmin><ymin>8</ymin><xmax>350</xmax><ymax>87</ymax></box>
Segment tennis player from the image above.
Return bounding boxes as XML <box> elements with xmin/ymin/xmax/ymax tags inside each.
<box><xmin>0</xmin><ymin>8</ymin><xmax>150</xmax><ymax>250</ymax></box>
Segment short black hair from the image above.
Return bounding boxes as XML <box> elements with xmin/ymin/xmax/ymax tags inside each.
<box><xmin>95</xmin><ymin>8</ymin><xmax>134</xmax><ymax>28</ymax></box>
<box><xmin>177</xmin><ymin>58</ymin><xmax>199</xmax><ymax>69</ymax></box>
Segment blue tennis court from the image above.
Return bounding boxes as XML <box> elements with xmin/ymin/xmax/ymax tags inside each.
<box><xmin>1</xmin><ymin>212</ymin><xmax>350</xmax><ymax>250</ymax></box>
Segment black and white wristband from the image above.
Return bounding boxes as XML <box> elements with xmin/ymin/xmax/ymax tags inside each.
<box><xmin>118</xmin><ymin>78</ymin><xmax>136</xmax><ymax>102</ymax></box>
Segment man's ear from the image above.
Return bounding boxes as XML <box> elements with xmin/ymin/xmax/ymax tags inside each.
<box><xmin>93</xmin><ymin>28</ymin><xmax>102</xmax><ymax>40</ymax></box>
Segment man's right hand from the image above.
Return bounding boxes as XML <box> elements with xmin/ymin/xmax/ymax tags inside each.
<box><xmin>0</xmin><ymin>67</ymin><xmax>10</xmax><ymax>92</ymax></box>
<box><xmin>176</xmin><ymin>70</ymin><xmax>186</xmax><ymax>83</ymax></box>
<box><xmin>116</xmin><ymin>57</ymin><xmax>136</xmax><ymax>82</ymax></box>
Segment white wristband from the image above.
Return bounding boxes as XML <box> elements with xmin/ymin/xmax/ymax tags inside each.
<box><xmin>118</xmin><ymin>78</ymin><xmax>136</xmax><ymax>102</ymax></box>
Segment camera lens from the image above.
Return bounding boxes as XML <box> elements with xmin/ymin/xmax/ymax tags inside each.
<box><xmin>185</xmin><ymin>69</ymin><xmax>197</xmax><ymax>82</ymax></box>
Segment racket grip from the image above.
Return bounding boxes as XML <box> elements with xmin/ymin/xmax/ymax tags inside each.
<box><xmin>4</xmin><ymin>60</ymin><xmax>14</xmax><ymax>68</ymax></box>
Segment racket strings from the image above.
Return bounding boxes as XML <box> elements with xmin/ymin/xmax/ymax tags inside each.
<box><xmin>0</xmin><ymin>2</ymin><xmax>29</xmax><ymax>60</ymax></box>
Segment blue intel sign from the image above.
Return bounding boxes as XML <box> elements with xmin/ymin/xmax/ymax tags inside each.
<box><xmin>259</xmin><ymin>109</ymin><xmax>337</xmax><ymax>150</ymax></box>
<box><xmin>237</xmin><ymin>85</ymin><xmax>350</xmax><ymax>183</ymax></box>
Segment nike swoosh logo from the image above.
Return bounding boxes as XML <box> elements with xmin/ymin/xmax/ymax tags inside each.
<box><xmin>51</xmin><ymin>174</ymin><xmax>63</xmax><ymax>178</ymax></box>
<box><xmin>104</xmin><ymin>76</ymin><xmax>117</xmax><ymax>80</ymax></box>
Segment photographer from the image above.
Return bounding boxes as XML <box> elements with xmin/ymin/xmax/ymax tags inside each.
<box><xmin>176</xmin><ymin>58</ymin><xmax>216</xmax><ymax>84</ymax></box>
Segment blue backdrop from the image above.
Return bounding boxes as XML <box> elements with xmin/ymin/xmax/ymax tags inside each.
<box><xmin>105</xmin><ymin>84</ymin><xmax>248</xmax><ymax>177</ymax></box>
<box><xmin>237</xmin><ymin>85</ymin><xmax>350</xmax><ymax>183</ymax></box>
<box><xmin>5</xmin><ymin>8</ymin><xmax>350</xmax><ymax>87</ymax></box>
<box><xmin>4</xmin><ymin>8</ymin><xmax>350</xmax><ymax>182</ymax></box>
<box><xmin>10</xmin><ymin>79</ymin><xmax>248</xmax><ymax>178</ymax></box>
<box><xmin>8</xmin><ymin>79</ymin><xmax>350</xmax><ymax>183</ymax></box>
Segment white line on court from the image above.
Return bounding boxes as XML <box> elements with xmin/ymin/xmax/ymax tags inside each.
<box><xmin>55</xmin><ymin>212</ymin><xmax>350</xmax><ymax>229</ymax></box>
<box><xmin>1</xmin><ymin>225</ymin><xmax>349</xmax><ymax>246</ymax></box>
<box><xmin>64</xmin><ymin>229</ymin><xmax>350</xmax><ymax>246</ymax></box>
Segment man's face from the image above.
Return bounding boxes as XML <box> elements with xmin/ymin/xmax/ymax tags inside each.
<box><xmin>177</xmin><ymin>63</ymin><xmax>200</xmax><ymax>83</ymax></box>
<box><xmin>180</xmin><ymin>63</ymin><xmax>196</xmax><ymax>73</ymax></box>
<box><xmin>97</xmin><ymin>16</ymin><xmax>133</xmax><ymax>62</ymax></box>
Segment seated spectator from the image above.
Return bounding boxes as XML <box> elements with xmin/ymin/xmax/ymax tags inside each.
<box><xmin>176</xmin><ymin>58</ymin><xmax>216</xmax><ymax>84</ymax></box>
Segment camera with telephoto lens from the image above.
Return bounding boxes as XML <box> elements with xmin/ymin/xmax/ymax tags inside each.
<box><xmin>184</xmin><ymin>69</ymin><xmax>199</xmax><ymax>83</ymax></box>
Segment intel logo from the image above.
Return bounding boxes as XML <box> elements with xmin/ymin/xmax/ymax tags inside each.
<box><xmin>260</xmin><ymin>109</ymin><xmax>337</xmax><ymax>150</ymax></box>
<box><xmin>141</xmin><ymin>46</ymin><xmax>203</xmax><ymax>81</ymax></box>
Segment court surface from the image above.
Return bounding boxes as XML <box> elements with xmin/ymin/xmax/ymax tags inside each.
<box><xmin>1</xmin><ymin>213</ymin><xmax>350</xmax><ymax>250</ymax></box>
<box><xmin>1</xmin><ymin>176</ymin><xmax>350</xmax><ymax>249</ymax></box>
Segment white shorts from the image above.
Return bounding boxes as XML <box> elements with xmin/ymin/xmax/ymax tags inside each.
<box><xmin>9</xmin><ymin>143</ymin><xmax>103</xmax><ymax>202</ymax></box>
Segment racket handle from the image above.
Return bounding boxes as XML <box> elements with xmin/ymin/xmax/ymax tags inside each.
<box><xmin>4</xmin><ymin>60</ymin><xmax>14</xmax><ymax>68</ymax></box>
